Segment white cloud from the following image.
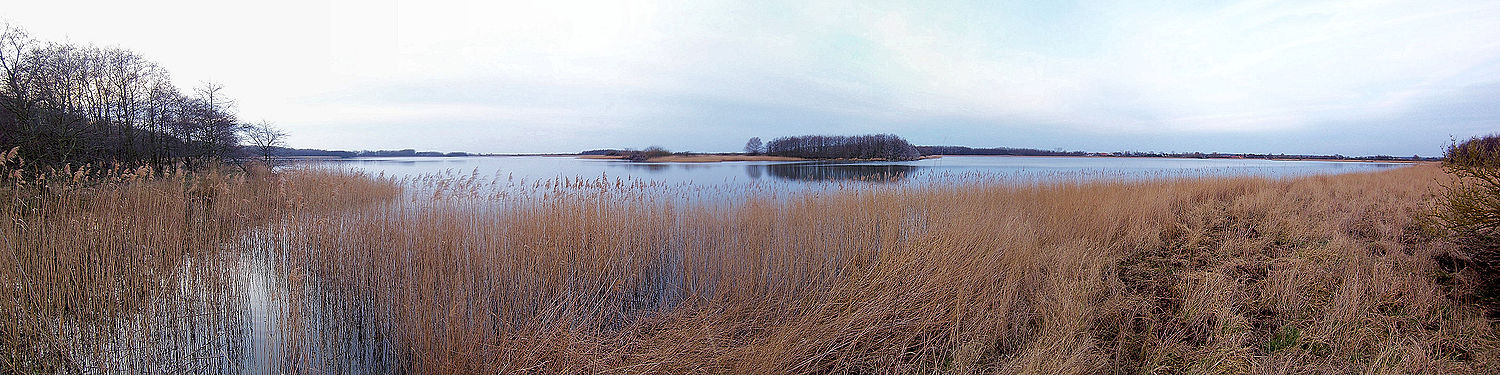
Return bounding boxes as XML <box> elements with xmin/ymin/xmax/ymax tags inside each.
<box><xmin>6</xmin><ymin>0</ymin><xmax>1498</xmax><ymax>155</ymax></box>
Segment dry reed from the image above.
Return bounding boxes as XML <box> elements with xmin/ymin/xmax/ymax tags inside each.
<box><xmin>0</xmin><ymin>160</ymin><xmax>399</xmax><ymax>373</ymax></box>
<box><xmin>270</xmin><ymin>163</ymin><xmax>1498</xmax><ymax>373</ymax></box>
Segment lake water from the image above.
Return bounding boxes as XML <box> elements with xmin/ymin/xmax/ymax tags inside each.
<box><xmin>316</xmin><ymin>155</ymin><xmax>1410</xmax><ymax>188</ymax></box>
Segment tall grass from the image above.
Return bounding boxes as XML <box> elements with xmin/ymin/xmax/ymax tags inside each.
<box><xmin>5</xmin><ymin>155</ymin><xmax>1498</xmax><ymax>373</ymax></box>
<box><xmin>0</xmin><ymin>155</ymin><xmax>399</xmax><ymax>373</ymax></box>
<box><xmin>268</xmin><ymin>164</ymin><xmax>1496</xmax><ymax>373</ymax></box>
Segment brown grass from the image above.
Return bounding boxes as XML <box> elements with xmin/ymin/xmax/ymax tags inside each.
<box><xmin>274</xmin><ymin>164</ymin><xmax>1497</xmax><ymax>373</ymax></box>
<box><xmin>0</xmin><ymin>162</ymin><xmax>400</xmax><ymax>373</ymax></box>
<box><xmin>6</xmin><ymin>159</ymin><xmax>1498</xmax><ymax>373</ymax></box>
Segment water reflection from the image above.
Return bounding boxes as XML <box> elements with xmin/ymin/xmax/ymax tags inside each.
<box><xmin>241</xmin><ymin>228</ymin><xmax>402</xmax><ymax>375</ymax></box>
<box><xmin>753</xmin><ymin>163</ymin><xmax>916</xmax><ymax>182</ymax></box>
<box><xmin>618</xmin><ymin>162</ymin><xmax>671</xmax><ymax>173</ymax></box>
<box><xmin>745</xmin><ymin>164</ymin><xmax>762</xmax><ymax>179</ymax></box>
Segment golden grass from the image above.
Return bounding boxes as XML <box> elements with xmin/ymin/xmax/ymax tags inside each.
<box><xmin>6</xmin><ymin>161</ymin><xmax>1498</xmax><ymax>373</ymax></box>
<box><xmin>269</xmin><ymin>164</ymin><xmax>1497</xmax><ymax>373</ymax></box>
<box><xmin>0</xmin><ymin>163</ymin><xmax>400</xmax><ymax>373</ymax></box>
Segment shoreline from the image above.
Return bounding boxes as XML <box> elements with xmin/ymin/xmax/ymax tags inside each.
<box><xmin>578</xmin><ymin>153</ymin><xmax>1422</xmax><ymax>164</ymax></box>
<box><xmin>286</xmin><ymin>154</ymin><xmax>1426</xmax><ymax>164</ymax></box>
<box><xmin>577</xmin><ymin>154</ymin><xmax>944</xmax><ymax>163</ymax></box>
<box><xmin>578</xmin><ymin>155</ymin><xmax>808</xmax><ymax>162</ymax></box>
<box><xmin>932</xmin><ymin>154</ymin><xmax>1427</xmax><ymax>163</ymax></box>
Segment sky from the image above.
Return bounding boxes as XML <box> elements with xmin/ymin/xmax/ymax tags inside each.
<box><xmin>6</xmin><ymin>0</ymin><xmax>1499</xmax><ymax>156</ymax></box>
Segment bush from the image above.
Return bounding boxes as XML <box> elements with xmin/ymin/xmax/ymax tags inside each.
<box><xmin>629</xmin><ymin>146</ymin><xmax>672</xmax><ymax>162</ymax></box>
<box><xmin>1437</xmin><ymin>135</ymin><xmax>1500</xmax><ymax>314</ymax></box>
<box><xmin>1438</xmin><ymin>135</ymin><xmax>1500</xmax><ymax>267</ymax></box>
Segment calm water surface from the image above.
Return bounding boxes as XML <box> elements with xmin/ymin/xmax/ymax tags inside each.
<box><xmin>319</xmin><ymin>155</ymin><xmax>1409</xmax><ymax>187</ymax></box>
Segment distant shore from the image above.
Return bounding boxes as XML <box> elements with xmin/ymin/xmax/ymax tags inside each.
<box><xmin>575</xmin><ymin>153</ymin><xmax>1425</xmax><ymax>164</ymax></box>
<box><xmin>578</xmin><ymin>154</ymin><xmax>945</xmax><ymax>163</ymax></box>
<box><xmin>278</xmin><ymin>153</ymin><xmax>1424</xmax><ymax>165</ymax></box>
<box><xmin>579</xmin><ymin>154</ymin><xmax>805</xmax><ymax>162</ymax></box>
<box><xmin>1265</xmin><ymin>157</ymin><xmax>1427</xmax><ymax>163</ymax></box>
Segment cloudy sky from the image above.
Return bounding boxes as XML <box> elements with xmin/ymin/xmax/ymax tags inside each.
<box><xmin>8</xmin><ymin>0</ymin><xmax>1499</xmax><ymax>155</ymax></box>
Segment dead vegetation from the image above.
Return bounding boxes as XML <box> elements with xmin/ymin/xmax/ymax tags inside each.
<box><xmin>4</xmin><ymin>153</ymin><xmax>1497</xmax><ymax>373</ymax></box>
<box><xmin>280</xmin><ymin>163</ymin><xmax>1498</xmax><ymax>373</ymax></box>
<box><xmin>0</xmin><ymin>153</ymin><xmax>399</xmax><ymax>373</ymax></box>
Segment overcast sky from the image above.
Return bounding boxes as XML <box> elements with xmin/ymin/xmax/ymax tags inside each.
<box><xmin>8</xmin><ymin>0</ymin><xmax>1499</xmax><ymax>155</ymax></box>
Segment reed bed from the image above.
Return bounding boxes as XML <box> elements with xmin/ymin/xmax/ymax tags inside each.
<box><xmin>264</xmin><ymin>163</ymin><xmax>1498</xmax><ymax>373</ymax></box>
<box><xmin>0</xmin><ymin>162</ymin><xmax>399</xmax><ymax>373</ymax></box>
<box><xmin>5</xmin><ymin>160</ymin><xmax>1498</xmax><ymax>373</ymax></box>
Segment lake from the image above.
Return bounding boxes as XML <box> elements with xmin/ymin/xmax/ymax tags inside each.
<box><xmin>316</xmin><ymin>155</ymin><xmax>1411</xmax><ymax>189</ymax></box>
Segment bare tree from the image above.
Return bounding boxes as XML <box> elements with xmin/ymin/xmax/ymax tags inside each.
<box><xmin>0</xmin><ymin>21</ymin><xmax>33</xmax><ymax>103</ymax></box>
<box><xmin>187</xmin><ymin>81</ymin><xmax>238</xmax><ymax>163</ymax></box>
<box><xmin>0</xmin><ymin>22</ymin><xmax>250</xmax><ymax>169</ymax></box>
<box><xmin>744</xmin><ymin>137</ymin><xmax>763</xmax><ymax>155</ymax></box>
<box><xmin>193</xmin><ymin>80</ymin><xmax>234</xmax><ymax>113</ymax></box>
<box><xmin>0</xmin><ymin>21</ymin><xmax>34</xmax><ymax>149</ymax></box>
<box><xmin>765</xmin><ymin>134</ymin><xmax>919</xmax><ymax>161</ymax></box>
<box><xmin>242</xmin><ymin>121</ymin><xmax>286</xmax><ymax>166</ymax></box>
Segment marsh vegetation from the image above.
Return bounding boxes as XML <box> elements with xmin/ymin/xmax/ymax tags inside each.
<box><xmin>5</xmin><ymin>143</ymin><xmax>1499</xmax><ymax>373</ymax></box>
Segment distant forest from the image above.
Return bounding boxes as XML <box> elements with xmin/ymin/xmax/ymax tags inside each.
<box><xmin>919</xmin><ymin>146</ymin><xmax>1433</xmax><ymax>161</ymax></box>
<box><xmin>0</xmin><ymin>22</ymin><xmax>248</xmax><ymax>169</ymax></box>
<box><xmin>580</xmin><ymin>142</ymin><xmax>1432</xmax><ymax>162</ymax></box>
<box><xmin>270</xmin><ymin>147</ymin><xmax>471</xmax><ymax>158</ymax></box>
<box><xmin>765</xmin><ymin>134</ymin><xmax>921</xmax><ymax>161</ymax></box>
<box><xmin>917</xmin><ymin>146</ymin><xmax>1087</xmax><ymax>157</ymax></box>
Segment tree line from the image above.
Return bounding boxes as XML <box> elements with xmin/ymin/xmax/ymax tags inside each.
<box><xmin>0</xmin><ymin>21</ymin><xmax>259</xmax><ymax>169</ymax></box>
<box><xmin>916</xmin><ymin>145</ymin><xmax>1087</xmax><ymax>157</ymax></box>
<box><xmin>763</xmin><ymin>134</ymin><xmax>920</xmax><ymax>161</ymax></box>
<box><xmin>272</xmin><ymin>148</ymin><xmax>471</xmax><ymax>158</ymax></box>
